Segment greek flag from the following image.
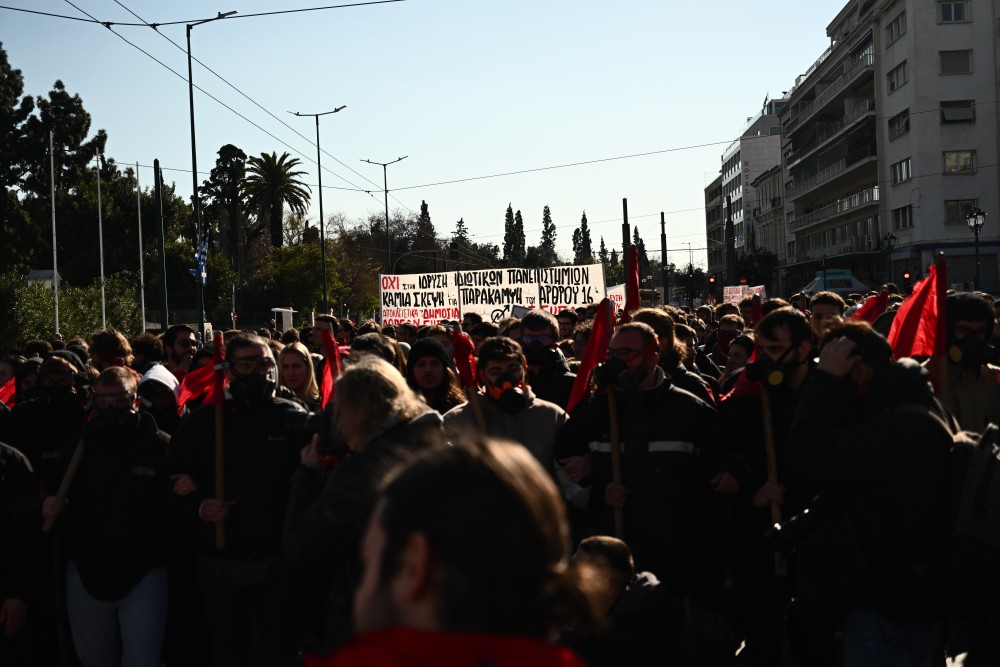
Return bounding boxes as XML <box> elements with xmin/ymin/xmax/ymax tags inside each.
<box><xmin>189</xmin><ymin>237</ymin><xmax>208</xmax><ymax>286</ymax></box>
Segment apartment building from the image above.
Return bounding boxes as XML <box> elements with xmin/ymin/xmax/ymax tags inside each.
<box><xmin>779</xmin><ymin>0</ymin><xmax>999</xmax><ymax>293</ymax></box>
<box><xmin>703</xmin><ymin>101</ymin><xmax>784</xmax><ymax>283</ymax></box>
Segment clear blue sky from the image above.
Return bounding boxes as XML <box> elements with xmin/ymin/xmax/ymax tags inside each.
<box><xmin>4</xmin><ymin>0</ymin><xmax>844</xmax><ymax>271</ymax></box>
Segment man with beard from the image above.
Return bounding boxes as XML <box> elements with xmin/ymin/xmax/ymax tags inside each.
<box><xmin>718</xmin><ymin>307</ymin><xmax>813</xmax><ymax>667</ymax></box>
<box><xmin>170</xmin><ymin>333</ymin><xmax>308</xmax><ymax>667</ymax></box>
<box><xmin>931</xmin><ymin>292</ymin><xmax>1000</xmax><ymax>430</ymax></box>
<box><xmin>162</xmin><ymin>324</ymin><xmax>198</xmax><ymax>380</ymax></box>
<box><xmin>709</xmin><ymin>314</ymin><xmax>745</xmax><ymax>368</ymax></box>
<box><xmin>518</xmin><ymin>310</ymin><xmax>576</xmax><ymax>410</ymax></box>
<box><xmin>555</xmin><ymin>323</ymin><xmax>740</xmax><ymax>607</ymax></box>
<box><xmin>42</xmin><ymin>367</ymin><xmax>172</xmax><ymax>667</ymax></box>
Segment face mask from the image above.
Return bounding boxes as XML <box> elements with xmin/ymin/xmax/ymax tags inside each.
<box><xmin>229</xmin><ymin>372</ymin><xmax>275</xmax><ymax>404</ymax></box>
<box><xmin>717</xmin><ymin>330</ymin><xmax>736</xmax><ymax>354</ymax></box>
<box><xmin>91</xmin><ymin>406</ymin><xmax>139</xmax><ymax>433</ymax></box>
<box><xmin>594</xmin><ymin>350</ymin><xmax>650</xmax><ymax>393</ymax></box>
<box><xmin>486</xmin><ymin>372</ymin><xmax>528</xmax><ymax>413</ymax></box>
<box><xmin>948</xmin><ymin>334</ymin><xmax>986</xmax><ymax>369</ymax></box>
<box><xmin>745</xmin><ymin>345</ymin><xmax>801</xmax><ymax>388</ymax></box>
<box><xmin>142</xmin><ymin>404</ymin><xmax>180</xmax><ymax>433</ymax></box>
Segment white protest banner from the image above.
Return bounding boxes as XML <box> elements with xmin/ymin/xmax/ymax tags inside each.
<box><xmin>379</xmin><ymin>272</ymin><xmax>461</xmax><ymax>326</ymax></box>
<box><xmin>455</xmin><ymin>264</ymin><xmax>605</xmax><ymax>323</ymax></box>
<box><xmin>722</xmin><ymin>284</ymin><xmax>767</xmax><ymax>304</ymax></box>
<box><xmin>607</xmin><ymin>284</ymin><xmax>625</xmax><ymax>312</ymax></box>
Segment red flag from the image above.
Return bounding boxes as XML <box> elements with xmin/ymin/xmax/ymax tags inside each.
<box><xmin>720</xmin><ymin>347</ymin><xmax>760</xmax><ymax>403</ymax></box>
<box><xmin>567</xmin><ymin>299</ymin><xmax>614</xmax><ymax>413</ymax></box>
<box><xmin>888</xmin><ymin>260</ymin><xmax>948</xmax><ymax>358</ymax></box>
<box><xmin>177</xmin><ymin>332</ymin><xmax>226</xmax><ymax>413</ymax></box>
<box><xmin>451</xmin><ymin>331</ymin><xmax>477</xmax><ymax>388</ymax></box>
<box><xmin>621</xmin><ymin>246</ymin><xmax>640</xmax><ymax>323</ymax></box>
<box><xmin>852</xmin><ymin>290</ymin><xmax>889</xmax><ymax>324</ymax></box>
<box><xmin>0</xmin><ymin>375</ymin><xmax>15</xmax><ymax>407</ymax></box>
<box><xmin>320</xmin><ymin>328</ymin><xmax>343</xmax><ymax>409</ymax></box>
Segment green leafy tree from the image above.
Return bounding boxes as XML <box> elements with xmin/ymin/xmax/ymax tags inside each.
<box><xmin>409</xmin><ymin>200</ymin><xmax>438</xmax><ymax>273</ymax></box>
<box><xmin>573</xmin><ymin>211</ymin><xmax>593</xmax><ymax>264</ymax></box>
<box><xmin>201</xmin><ymin>145</ymin><xmax>256</xmax><ymax>282</ymax></box>
<box><xmin>598</xmin><ymin>236</ymin><xmax>609</xmax><ymax>265</ymax></box>
<box><xmin>633</xmin><ymin>227</ymin><xmax>650</xmax><ymax>277</ymax></box>
<box><xmin>538</xmin><ymin>205</ymin><xmax>557</xmax><ymax>266</ymax></box>
<box><xmin>244</xmin><ymin>151</ymin><xmax>311</xmax><ymax>249</ymax></box>
<box><xmin>735</xmin><ymin>248</ymin><xmax>780</xmax><ymax>292</ymax></box>
<box><xmin>513</xmin><ymin>209</ymin><xmax>526</xmax><ymax>266</ymax></box>
<box><xmin>502</xmin><ymin>204</ymin><xmax>516</xmax><ymax>265</ymax></box>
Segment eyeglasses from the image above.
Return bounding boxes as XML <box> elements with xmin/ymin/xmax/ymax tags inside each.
<box><xmin>94</xmin><ymin>391</ymin><xmax>134</xmax><ymax>406</ymax></box>
<box><xmin>521</xmin><ymin>333</ymin><xmax>553</xmax><ymax>346</ymax></box>
<box><xmin>607</xmin><ymin>347</ymin><xmax>644</xmax><ymax>361</ymax></box>
<box><xmin>230</xmin><ymin>356</ymin><xmax>274</xmax><ymax>375</ymax></box>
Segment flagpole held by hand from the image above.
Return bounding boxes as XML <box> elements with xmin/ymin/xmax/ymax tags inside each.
<box><xmin>759</xmin><ymin>386</ymin><xmax>786</xmax><ymax>577</ymax></box>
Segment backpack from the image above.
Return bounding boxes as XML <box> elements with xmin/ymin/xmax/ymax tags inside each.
<box><xmin>907</xmin><ymin>408</ymin><xmax>1000</xmax><ymax>612</ymax></box>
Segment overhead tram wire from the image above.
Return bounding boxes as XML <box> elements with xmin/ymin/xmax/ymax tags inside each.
<box><xmin>101</xmin><ymin>0</ymin><xmax>388</xmax><ymax>213</ymax></box>
<box><xmin>0</xmin><ymin>1</ymin><xmax>404</xmax><ymax>27</ymax></box>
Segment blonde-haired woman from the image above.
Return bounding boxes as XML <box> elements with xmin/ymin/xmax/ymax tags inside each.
<box><xmin>278</xmin><ymin>342</ymin><xmax>320</xmax><ymax>410</ymax></box>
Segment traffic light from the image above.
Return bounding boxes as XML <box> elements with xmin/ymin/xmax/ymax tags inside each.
<box><xmin>708</xmin><ymin>274</ymin><xmax>717</xmax><ymax>285</ymax></box>
<box><xmin>902</xmin><ymin>271</ymin><xmax>911</xmax><ymax>280</ymax></box>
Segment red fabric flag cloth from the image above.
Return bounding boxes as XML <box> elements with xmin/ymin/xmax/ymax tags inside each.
<box><xmin>888</xmin><ymin>260</ymin><xmax>948</xmax><ymax>359</ymax></box>
<box><xmin>320</xmin><ymin>328</ymin><xmax>343</xmax><ymax>409</ymax></box>
<box><xmin>567</xmin><ymin>299</ymin><xmax>614</xmax><ymax>413</ymax></box>
<box><xmin>619</xmin><ymin>246</ymin><xmax>640</xmax><ymax>325</ymax></box>
<box><xmin>720</xmin><ymin>348</ymin><xmax>759</xmax><ymax>403</ymax></box>
<box><xmin>852</xmin><ymin>290</ymin><xmax>889</xmax><ymax>324</ymax></box>
<box><xmin>451</xmin><ymin>331</ymin><xmax>477</xmax><ymax>388</ymax></box>
<box><xmin>177</xmin><ymin>332</ymin><xmax>226</xmax><ymax>413</ymax></box>
<box><xmin>0</xmin><ymin>375</ymin><xmax>15</xmax><ymax>407</ymax></box>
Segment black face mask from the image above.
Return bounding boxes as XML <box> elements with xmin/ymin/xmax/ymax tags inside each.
<box><xmin>142</xmin><ymin>404</ymin><xmax>180</xmax><ymax>434</ymax></box>
<box><xmin>593</xmin><ymin>356</ymin><xmax>645</xmax><ymax>393</ymax></box>
<box><xmin>523</xmin><ymin>341</ymin><xmax>560</xmax><ymax>368</ymax></box>
<box><xmin>486</xmin><ymin>372</ymin><xmax>528</xmax><ymax>413</ymax></box>
<box><xmin>745</xmin><ymin>345</ymin><xmax>802</xmax><ymax>388</ymax></box>
<box><xmin>229</xmin><ymin>372</ymin><xmax>275</xmax><ymax>405</ymax></box>
<box><xmin>90</xmin><ymin>406</ymin><xmax>140</xmax><ymax>434</ymax></box>
<box><xmin>948</xmin><ymin>334</ymin><xmax>987</xmax><ymax>369</ymax></box>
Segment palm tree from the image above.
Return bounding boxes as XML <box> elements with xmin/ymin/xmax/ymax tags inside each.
<box><xmin>245</xmin><ymin>151</ymin><xmax>312</xmax><ymax>248</ymax></box>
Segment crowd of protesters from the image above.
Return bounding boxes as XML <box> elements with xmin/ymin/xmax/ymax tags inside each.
<box><xmin>0</xmin><ymin>282</ymin><xmax>999</xmax><ymax>667</ymax></box>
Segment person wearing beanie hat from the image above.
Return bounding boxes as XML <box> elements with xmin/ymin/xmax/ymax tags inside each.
<box><xmin>405</xmin><ymin>338</ymin><xmax>466</xmax><ymax>415</ymax></box>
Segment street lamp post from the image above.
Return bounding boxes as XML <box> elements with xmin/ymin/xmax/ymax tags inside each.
<box><xmin>881</xmin><ymin>232</ymin><xmax>897</xmax><ymax>283</ymax></box>
<box><xmin>292</xmin><ymin>106</ymin><xmax>346</xmax><ymax>315</ymax></box>
<box><xmin>967</xmin><ymin>207</ymin><xmax>987</xmax><ymax>290</ymax></box>
<box><xmin>187</xmin><ymin>10</ymin><xmax>236</xmax><ymax>336</ymax></box>
<box><xmin>362</xmin><ymin>156</ymin><xmax>407</xmax><ymax>272</ymax></box>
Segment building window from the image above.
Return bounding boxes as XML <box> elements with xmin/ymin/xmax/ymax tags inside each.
<box><xmin>888</xmin><ymin>109</ymin><xmax>910</xmax><ymax>139</ymax></box>
<box><xmin>885</xmin><ymin>12</ymin><xmax>906</xmax><ymax>45</ymax></box>
<box><xmin>945</xmin><ymin>199</ymin><xmax>978</xmax><ymax>223</ymax></box>
<box><xmin>940</xmin><ymin>50</ymin><xmax>972</xmax><ymax>74</ymax></box>
<box><xmin>890</xmin><ymin>158</ymin><xmax>912</xmax><ymax>184</ymax></box>
<box><xmin>887</xmin><ymin>61</ymin><xmax>908</xmax><ymax>92</ymax></box>
<box><xmin>941</xmin><ymin>100</ymin><xmax>975</xmax><ymax>123</ymax></box>
<box><xmin>944</xmin><ymin>150</ymin><xmax>975</xmax><ymax>173</ymax></box>
<box><xmin>939</xmin><ymin>1</ymin><xmax>968</xmax><ymax>22</ymax></box>
<box><xmin>892</xmin><ymin>206</ymin><xmax>913</xmax><ymax>230</ymax></box>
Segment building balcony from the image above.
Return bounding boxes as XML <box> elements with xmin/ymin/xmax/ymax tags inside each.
<box><xmin>786</xmin><ymin>99</ymin><xmax>875</xmax><ymax>169</ymax></box>
<box><xmin>795</xmin><ymin>234</ymin><xmax>880</xmax><ymax>264</ymax></box>
<box><xmin>788</xmin><ymin>186</ymin><xmax>879</xmax><ymax>233</ymax></box>
<box><xmin>784</xmin><ymin>53</ymin><xmax>875</xmax><ymax>134</ymax></box>
<box><xmin>786</xmin><ymin>145</ymin><xmax>877</xmax><ymax>200</ymax></box>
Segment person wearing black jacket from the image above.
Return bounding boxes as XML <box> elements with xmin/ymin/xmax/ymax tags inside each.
<box><xmin>283</xmin><ymin>355</ymin><xmax>447</xmax><ymax>652</ymax></box>
<box><xmin>519</xmin><ymin>310</ymin><xmax>576</xmax><ymax>410</ymax></box>
<box><xmin>788</xmin><ymin>322</ymin><xmax>951</xmax><ymax>666</ymax></box>
<box><xmin>42</xmin><ymin>366</ymin><xmax>172</xmax><ymax>667</ymax></box>
<box><xmin>0</xmin><ymin>440</ymin><xmax>38</xmax><ymax>662</ymax></box>
<box><xmin>555</xmin><ymin>322</ymin><xmax>741</xmax><ymax>605</ymax></box>
<box><xmin>170</xmin><ymin>334</ymin><xmax>308</xmax><ymax>667</ymax></box>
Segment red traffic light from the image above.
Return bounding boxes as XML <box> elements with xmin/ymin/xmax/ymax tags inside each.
<box><xmin>708</xmin><ymin>275</ymin><xmax>717</xmax><ymax>284</ymax></box>
<box><xmin>903</xmin><ymin>271</ymin><xmax>911</xmax><ymax>280</ymax></box>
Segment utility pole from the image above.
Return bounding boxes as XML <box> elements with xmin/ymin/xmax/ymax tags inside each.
<box><xmin>187</xmin><ymin>10</ymin><xmax>237</xmax><ymax>335</ymax></box>
<box><xmin>155</xmin><ymin>160</ymin><xmax>169</xmax><ymax>330</ymax></box>
<box><xmin>362</xmin><ymin>156</ymin><xmax>408</xmax><ymax>272</ymax></box>
<box><xmin>292</xmin><ymin>105</ymin><xmax>346</xmax><ymax>314</ymax></box>
<box><xmin>660</xmin><ymin>211</ymin><xmax>669</xmax><ymax>304</ymax></box>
